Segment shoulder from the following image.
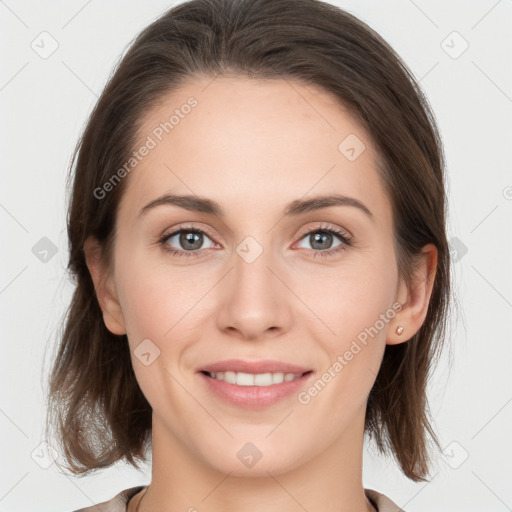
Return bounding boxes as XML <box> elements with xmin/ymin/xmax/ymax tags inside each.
<box><xmin>70</xmin><ymin>486</ymin><xmax>146</xmax><ymax>512</ymax></box>
<box><xmin>364</xmin><ymin>488</ymin><xmax>406</xmax><ymax>512</ymax></box>
<box><xmin>70</xmin><ymin>485</ymin><xmax>399</xmax><ymax>512</ymax></box>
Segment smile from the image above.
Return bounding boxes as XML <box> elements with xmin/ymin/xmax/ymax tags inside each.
<box><xmin>198</xmin><ymin>368</ymin><xmax>314</xmax><ymax>410</ymax></box>
<box><xmin>203</xmin><ymin>370</ymin><xmax>305</xmax><ymax>386</ymax></box>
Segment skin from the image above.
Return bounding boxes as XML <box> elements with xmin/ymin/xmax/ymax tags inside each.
<box><xmin>85</xmin><ymin>76</ymin><xmax>437</xmax><ymax>512</ymax></box>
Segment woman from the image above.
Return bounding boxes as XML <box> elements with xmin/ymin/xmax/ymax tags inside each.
<box><xmin>45</xmin><ymin>0</ymin><xmax>452</xmax><ymax>511</ymax></box>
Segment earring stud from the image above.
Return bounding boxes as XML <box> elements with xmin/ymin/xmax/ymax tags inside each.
<box><xmin>395</xmin><ymin>325</ymin><xmax>404</xmax><ymax>335</ymax></box>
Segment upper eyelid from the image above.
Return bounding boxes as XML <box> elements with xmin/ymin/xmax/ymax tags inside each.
<box><xmin>163</xmin><ymin>223</ymin><xmax>351</xmax><ymax>246</ymax></box>
<box><xmin>296</xmin><ymin>223</ymin><xmax>351</xmax><ymax>239</ymax></box>
<box><xmin>164</xmin><ymin>224</ymin><xmax>219</xmax><ymax>243</ymax></box>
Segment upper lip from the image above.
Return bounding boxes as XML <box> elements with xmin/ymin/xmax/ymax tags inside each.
<box><xmin>198</xmin><ymin>359</ymin><xmax>312</xmax><ymax>375</ymax></box>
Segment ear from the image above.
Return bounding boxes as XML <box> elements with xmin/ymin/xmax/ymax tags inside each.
<box><xmin>84</xmin><ymin>236</ymin><xmax>126</xmax><ymax>335</ymax></box>
<box><xmin>388</xmin><ymin>243</ymin><xmax>438</xmax><ymax>345</ymax></box>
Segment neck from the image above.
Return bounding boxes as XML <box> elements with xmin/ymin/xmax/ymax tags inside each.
<box><xmin>134</xmin><ymin>406</ymin><xmax>376</xmax><ymax>512</ymax></box>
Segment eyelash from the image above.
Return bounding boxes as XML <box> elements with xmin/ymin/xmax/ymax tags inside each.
<box><xmin>297</xmin><ymin>224</ymin><xmax>352</xmax><ymax>258</ymax></box>
<box><xmin>158</xmin><ymin>223</ymin><xmax>352</xmax><ymax>259</ymax></box>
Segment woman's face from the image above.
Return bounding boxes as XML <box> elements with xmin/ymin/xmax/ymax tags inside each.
<box><xmin>93</xmin><ymin>76</ymin><xmax>412</xmax><ymax>476</ymax></box>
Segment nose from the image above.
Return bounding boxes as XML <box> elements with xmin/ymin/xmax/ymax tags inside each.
<box><xmin>216</xmin><ymin>242</ymin><xmax>293</xmax><ymax>341</ymax></box>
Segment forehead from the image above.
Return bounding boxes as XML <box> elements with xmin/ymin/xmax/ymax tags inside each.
<box><xmin>118</xmin><ymin>75</ymin><xmax>391</xmax><ymax>226</ymax></box>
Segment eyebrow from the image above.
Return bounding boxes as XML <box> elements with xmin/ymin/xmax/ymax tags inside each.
<box><xmin>138</xmin><ymin>193</ymin><xmax>374</xmax><ymax>220</ymax></box>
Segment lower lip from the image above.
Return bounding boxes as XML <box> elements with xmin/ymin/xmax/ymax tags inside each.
<box><xmin>198</xmin><ymin>371</ymin><xmax>314</xmax><ymax>410</ymax></box>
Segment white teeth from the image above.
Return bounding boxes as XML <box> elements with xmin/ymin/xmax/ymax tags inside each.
<box><xmin>208</xmin><ymin>371</ymin><xmax>303</xmax><ymax>386</ymax></box>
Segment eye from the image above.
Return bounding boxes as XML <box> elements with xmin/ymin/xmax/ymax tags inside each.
<box><xmin>295</xmin><ymin>224</ymin><xmax>352</xmax><ymax>258</ymax></box>
<box><xmin>159</xmin><ymin>225</ymin><xmax>217</xmax><ymax>257</ymax></box>
<box><xmin>158</xmin><ymin>223</ymin><xmax>352</xmax><ymax>259</ymax></box>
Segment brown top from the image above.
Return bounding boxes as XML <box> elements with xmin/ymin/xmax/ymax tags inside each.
<box><xmin>70</xmin><ymin>485</ymin><xmax>406</xmax><ymax>511</ymax></box>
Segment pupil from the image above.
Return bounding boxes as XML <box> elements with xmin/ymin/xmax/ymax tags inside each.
<box><xmin>311</xmin><ymin>232</ymin><xmax>332</xmax><ymax>250</ymax></box>
<box><xmin>180</xmin><ymin>231</ymin><xmax>202</xmax><ymax>250</ymax></box>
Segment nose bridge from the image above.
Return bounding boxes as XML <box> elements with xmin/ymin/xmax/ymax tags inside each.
<box><xmin>216</xmin><ymin>233</ymin><xmax>290</xmax><ymax>338</ymax></box>
<box><xmin>232</xmin><ymin>233</ymin><xmax>280</xmax><ymax>302</ymax></box>
<box><xmin>235</xmin><ymin>236</ymin><xmax>273</xmax><ymax>288</ymax></box>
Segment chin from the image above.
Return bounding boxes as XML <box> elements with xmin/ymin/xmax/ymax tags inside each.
<box><xmin>197</xmin><ymin>438</ymin><xmax>308</xmax><ymax>477</ymax></box>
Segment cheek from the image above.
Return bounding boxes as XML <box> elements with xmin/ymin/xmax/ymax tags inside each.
<box><xmin>115</xmin><ymin>249</ymin><xmax>217</xmax><ymax>347</ymax></box>
<box><xmin>298</xmin><ymin>251</ymin><xmax>398</xmax><ymax>399</ymax></box>
<box><xmin>299</xmin><ymin>256</ymin><xmax>398</xmax><ymax>340</ymax></box>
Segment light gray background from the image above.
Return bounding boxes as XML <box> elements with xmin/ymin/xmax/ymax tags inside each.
<box><xmin>1</xmin><ymin>1</ymin><xmax>511</xmax><ymax>511</ymax></box>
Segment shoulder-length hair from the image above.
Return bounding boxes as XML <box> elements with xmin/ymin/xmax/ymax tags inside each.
<box><xmin>45</xmin><ymin>0</ymin><xmax>452</xmax><ymax>482</ymax></box>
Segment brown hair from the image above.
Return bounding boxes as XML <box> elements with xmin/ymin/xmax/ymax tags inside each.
<box><xmin>45</xmin><ymin>0</ymin><xmax>452</xmax><ymax>482</ymax></box>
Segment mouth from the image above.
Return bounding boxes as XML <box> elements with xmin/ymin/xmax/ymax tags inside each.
<box><xmin>196</xmin><ymin>359</ymin><xmax>314</xmax><ymax>409</ymax></box>
<box><xmin>200</xmin><ymin>370</ymin><xmax>311</xmax><ymax>386</ymax></box>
